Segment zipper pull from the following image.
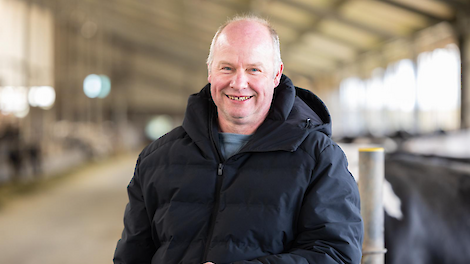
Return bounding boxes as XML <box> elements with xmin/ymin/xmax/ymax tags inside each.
<box><xmin>304</xmin><ymin>118</ymin><xmax>311</xmax><ymax>128</ymax></box>
<box><xmin>218</xmin><ymin>163</ymin><xmax>223</xmax><ymax>176</ymax></box>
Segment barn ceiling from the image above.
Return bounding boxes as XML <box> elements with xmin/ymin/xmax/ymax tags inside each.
<box><xmin>32</xmin><ymin>0</ymin><xmax>467</xmax><ymax>115</ymax></box>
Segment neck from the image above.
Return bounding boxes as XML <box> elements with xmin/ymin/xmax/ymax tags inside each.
<box><xmin>218</xmin><ymin>117</ymin><xmax>263</xmax><ymax>135</ymax></box>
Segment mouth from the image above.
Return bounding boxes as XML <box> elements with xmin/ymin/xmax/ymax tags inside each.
<box><xmin>226</xmin><ymin>95</ymin><xmax>254</xmax><ymax>101</ymax></box>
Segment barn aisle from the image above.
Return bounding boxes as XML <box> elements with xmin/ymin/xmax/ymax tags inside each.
<box><xmin>0</xmin><ymin>152</ymin><xmax>138</xmax><ymax>264</ymax></box>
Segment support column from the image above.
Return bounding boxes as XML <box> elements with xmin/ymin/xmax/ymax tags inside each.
<box><xmin>457</xmin><ymin>9</ymin><xmax>470</xmax><ymax>129</ymax></box>
<box><xmin>359</xmin><ymin>148</ymin><xmax>386</xmax><ymax>264</ymax></box>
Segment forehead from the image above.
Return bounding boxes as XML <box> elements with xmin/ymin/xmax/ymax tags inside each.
<box><xmin>220</xmin><ymin>20</ymin><xmax>271</xmax><ymax>42</ymax></box>
<box><xmin>213</xmin><ymin>21</ymin><xmax>274</xmax><ymax>62</ymax></box>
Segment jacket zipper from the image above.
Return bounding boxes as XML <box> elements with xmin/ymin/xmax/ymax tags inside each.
<box><xmin>203</xmin><ymin>163</ymin><xmax>224</xmax><ymax>261</ymax></box>
<box><xmin>203</xmin><ymin>108</ymin><xmax>225</xmax><ymax>262</ymax></box>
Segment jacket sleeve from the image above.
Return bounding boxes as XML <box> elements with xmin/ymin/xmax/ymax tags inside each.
<box><xmin>232</xmin><ymin>143</ymin><xmax>363</xmax><ymax>264</ymax></box>
<box><xmin>113</xmin><ymin>157</ymin><xmax>158</xmax><ymax>263</ymax></box>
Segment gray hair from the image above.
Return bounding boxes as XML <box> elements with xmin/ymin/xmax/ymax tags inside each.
<box><xmin>206</xmin><ymin>15</ymin><xmax>282</xmax><ymax>75</ymax></box>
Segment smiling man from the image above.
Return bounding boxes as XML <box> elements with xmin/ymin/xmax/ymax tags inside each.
<box><xmin>207</xmin><ymin>19</ymin><xmax>282</xmax><ymax>135</ymax></box>
<box><xmin>114</xmin><ymin>16</ymin><xmax>363</xmax><ymax>264</ymax></box>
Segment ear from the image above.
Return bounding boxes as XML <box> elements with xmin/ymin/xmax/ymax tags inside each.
<box><xmin>273</xmin><ymin>63</ymin><xmax>284</xmax><ymax>87</ymax></box>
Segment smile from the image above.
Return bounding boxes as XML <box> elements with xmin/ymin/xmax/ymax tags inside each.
<box><xmin>226</xmin><ymin>95</ymin><xmax>253</xmax><ymax>101</ymax></box>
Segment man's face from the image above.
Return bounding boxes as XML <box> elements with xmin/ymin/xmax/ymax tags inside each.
<box><xmin>208</xmin><ymin>21</ymin><xmax>283</xmax><ymax>134</ymax></box>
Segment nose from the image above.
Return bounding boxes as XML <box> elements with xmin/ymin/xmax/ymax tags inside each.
<box><xmin>230</xmin><ymin>70</ymin><xmax>248</xmax><ymax>90</ymax></box>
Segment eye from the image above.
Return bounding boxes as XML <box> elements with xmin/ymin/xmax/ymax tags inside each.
<box><xmin>221</xmin><ymin>66</ymin><xmax>232</xmax><ymax>71</ymax></box>
<box><xmin>249</xmin><ymin>68</ymin><xmax>261</xmax><ymax>72</ymax></box>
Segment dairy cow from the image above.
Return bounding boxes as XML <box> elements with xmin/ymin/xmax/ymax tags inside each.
<box><xmin>383</xmin><ymin>153</ymin><xmax>470</xmax><ymax>264</ymax></box>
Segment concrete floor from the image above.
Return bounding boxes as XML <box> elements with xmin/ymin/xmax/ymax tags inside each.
<box><xmin>0</xmin><ymin>152</ymin><xmax>137</xmax><ymax>264</ymax></box>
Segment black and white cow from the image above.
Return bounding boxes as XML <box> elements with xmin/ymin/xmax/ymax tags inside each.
<box><xmin>383</xmin><ymin>153</ymin><xmax>470</xmax><ymax>264</ymax></box>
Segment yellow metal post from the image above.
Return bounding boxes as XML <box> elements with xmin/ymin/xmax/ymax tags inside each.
<box><xmin>359</xmin><ymin>148</ymin><xmax>387</xmax><ymax>264</ymax></box>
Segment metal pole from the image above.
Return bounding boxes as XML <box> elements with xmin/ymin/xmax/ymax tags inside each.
<box><xmin>359</xmin><ymin>147</ymin><xmax>387</xmax><ymax>264</ymax></box>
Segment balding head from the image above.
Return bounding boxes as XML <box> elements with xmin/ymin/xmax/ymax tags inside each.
<box><xmin>207</xmin><ymin>16</ymin><xmax>282</xmax><ymax>77</ymax></box>
<box><xmin>206</xmin><ymin>15</ymin><xmax>284</xmax><ymax>135</ymax></box>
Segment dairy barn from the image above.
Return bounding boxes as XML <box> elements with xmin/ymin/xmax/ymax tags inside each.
<box><xmin>0</xmin><ymin>0</ymin><xmax>469</xmax><ymax>263</ymax></box>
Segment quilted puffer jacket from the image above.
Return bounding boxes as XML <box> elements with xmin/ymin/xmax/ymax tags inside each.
<box><xmin>114</xmin><ymin>75</ymin><xmax>363</xmax><ymax>264</ymax></box>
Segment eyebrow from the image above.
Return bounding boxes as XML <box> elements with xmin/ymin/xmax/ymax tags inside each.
<box><xmin>217</xmin><ymin>61</ymin><xmax>265</xmax><ymax>68</ymax></box>
<box><xmin>217</xmin><ymin>61</ymin><xmax>233</xmax><ymax>66</ymax></box>
<box><xmin>246</xmin><ymin>63</ymin><xmax>264</xmax><ymax>68</ymax></box>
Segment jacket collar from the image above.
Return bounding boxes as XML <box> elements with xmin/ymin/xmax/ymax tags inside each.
<box><xmin>182</xmin><ymin>75</ymin><xmax>332</xmax><ymax>155</ymax></box>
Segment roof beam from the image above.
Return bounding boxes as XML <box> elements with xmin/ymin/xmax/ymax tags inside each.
<box><xmin>267</xmin><ymin>0</ymin><xmax>361</xmax><ymax>69</ymax></box>
<box><xmin>436</xmin><ymin>0</ymin><xmax>470</xmax><ymax>11</ymax></box>
<box><xmin>276</xmin><ymin>0</ymin><xmax>398</xmax><ymax>39</ymax></box>
<box><xmin>269</xmin><ymin>15</ymin><xmax>367</xmax><ymax>54</ymax></box>
<box><xmin>378</xmin><ymin>0</ymin><xmax>451</xmax><ymax>23</ymax></box>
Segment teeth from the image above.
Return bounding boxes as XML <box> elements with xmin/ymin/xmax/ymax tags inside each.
<box><xmin>227</xmin><ymin>95</ymin><xmax>252</xmax><ymax>101</ymax></box>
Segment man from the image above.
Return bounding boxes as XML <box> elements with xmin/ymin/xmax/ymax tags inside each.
<box><xmin>114</xmin><ymin>16</ymin><xmax>363</xmax><ymax>264</ymax></box>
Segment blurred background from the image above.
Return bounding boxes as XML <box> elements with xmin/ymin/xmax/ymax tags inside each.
<box><xmin>0</xmin><ymin>0</ymin><xmax>469</xmax><ymax>263</ymax></box>
<box><xmin>0</xmin><ymin>0</ymin><xmax>469</xmax><ymax>180</ymax></box>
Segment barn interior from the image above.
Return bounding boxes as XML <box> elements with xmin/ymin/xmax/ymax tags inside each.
<box><xmin>1</xmin><ymin>0</ymin><xmax>470</xmax><ymax>166</ymax></box>
<box><xmin>0</xmin><ymin>0</ymin><xmax>469</xmax><ymax>263</ymax></box>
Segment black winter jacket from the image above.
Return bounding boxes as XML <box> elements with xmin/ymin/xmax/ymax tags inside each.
<box><xmin>114</xmin><ymin>75</ymin><xmax>363</xmax><ymax>264</ymax></box>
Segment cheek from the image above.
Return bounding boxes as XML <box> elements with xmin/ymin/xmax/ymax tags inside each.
<box><xmin>264</xmin><ymin>92</ymin><xmax>274</xmax><ymax>104</ymax></box>
<box><xmin>211</xmin><ymin>74</ymin><xmax>227</xmax><ymax>85</ymax></box>
<box><xmin>210</xmin><ymin>86</ymin><xmax>218</xmax><ymax>101</ymax></box>
<box><xmin>211</xmin><ymin>83</ymin><xmax>226</xmax><ymax>105</ymax></box>
<box><xmin>256</xmin><ymin>80</ymin><xmax>275</xmax><ymax>97</ymax></box>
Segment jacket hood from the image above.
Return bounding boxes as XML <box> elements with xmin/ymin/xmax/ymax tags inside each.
<box><xmin>182</xmin><ymin>74</ymin><xmax>332</xmax><ymax>155</ymax></box>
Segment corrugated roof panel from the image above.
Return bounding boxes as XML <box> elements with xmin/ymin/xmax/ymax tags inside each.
<box><xmin>340</xmin><ymin>1</ymin><xmax>429</xmax><ymax>36</ymax></box>
<box><xmin>301</xmin><ymin>32</ymin><xmax>357</xmax><ymax>60</ymax></box>
<box><xmin>390</xmin><ymin>0</ymin><xmax>455</xmax><ymax>20</ymax></box>
<box><xmin>285</xmin><ymin>43</ymin><xmax>338</xmax><ymax>70</ymax></box>
<box><xmin>270</xmin><ymin>20</ymin><xmax>299</xmax><ymax>44</ymax></box>
<box><xmin>186</xmin><ymin>17</ymin><xmax>219</xmax><ymax>36</ymax></box>
<box><xmin>290</xmin><ymin>0</ymin><xmax>342</xmax><ymax>9</ymax></box>
<box><xmin>283</xmin><ymin>64</ymin><xmax>318</xmax><ymax>77</ymax></box>
<box><xmin>318</xmin><ymin>19</ymin><xmax>381</xmax><ymax>49</ymax></box>
<box><xmin>264</xmin><ymin>1</ymin><xmax>316</xmax><ymax>28</ymax></box>
<box><xmin>285</xmin><ymin>56</ymin><xmax>334</xmax><ymax>75</ymax></box>
<box><xmin>191</xmin><ymin>0</ymin><xmax>235</xmax><ymax>21</ymax></box>
<box><xmin>414</xmin><ymin>22</ymin><xmax>457</xmax><ymax>53</ymax></box>
<box><xmin>290</xmin><ymin>57</ymin><xmax>335</xmax><ymax>72</ymax></box>
<box><xmin>361</xmin><ymin>51</ymin><xmax>386</xmax><ymax>75</ymax></box>
<box><xmin>382</xmin><ymin>38</ymin><xmax>414</xmax><ymax>63</ymax></box>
